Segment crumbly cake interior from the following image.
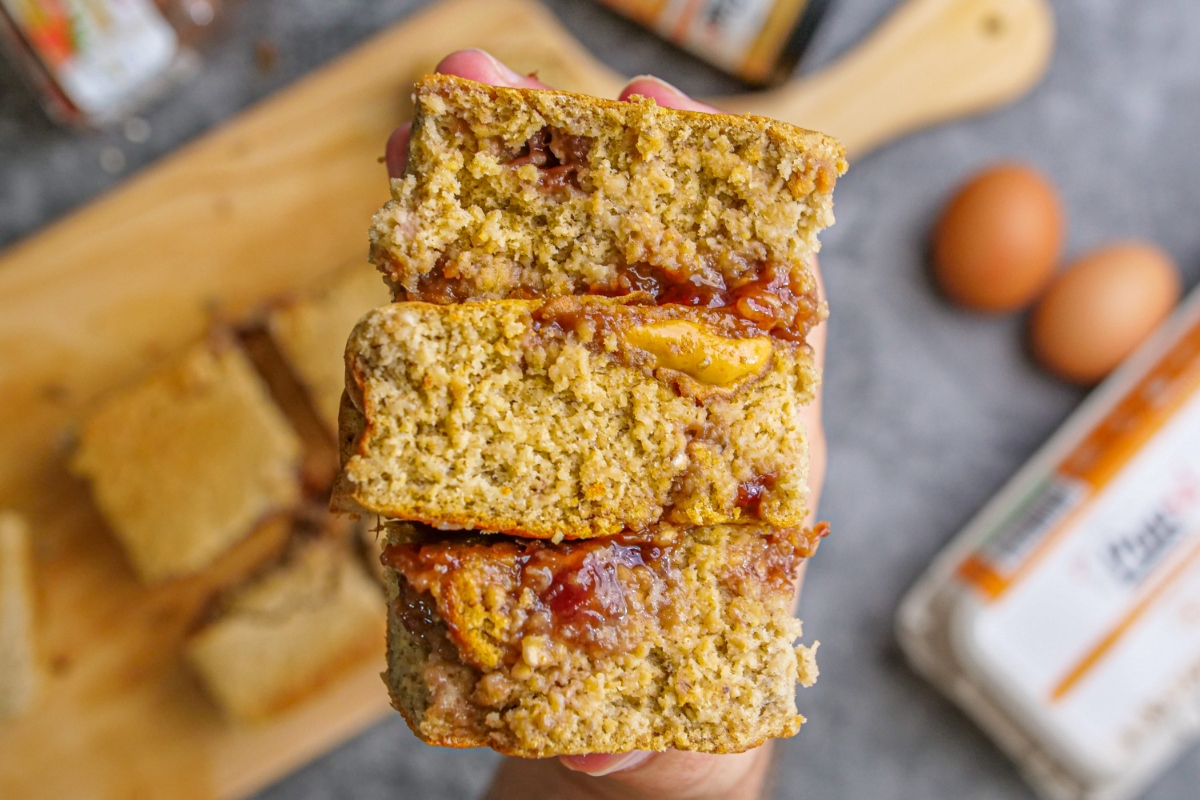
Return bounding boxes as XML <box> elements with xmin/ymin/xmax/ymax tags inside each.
<box><xmin>382</xmin><ymin>521</ymin><xmax>823</xmax><ymax>757</ymax></box>
<box><xmin>333</xmin><ymin>298</ymin><xmax>817</xmax><ymax>540</ymax></box>
<box><xmin>371</xmin><ymin>75</ymin><xmax>846</xmax><ymax>341</ymax></box>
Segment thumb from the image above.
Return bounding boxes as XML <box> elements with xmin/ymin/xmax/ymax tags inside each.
<box><xmin>619</xmin><ymin>75</ymin><xmax>719</xmax><ymax>113</ymax></box>
<box><xmin>558</xmin><ymin>745</ymin><xmax>773</xmax><ymax>800</ymax></box>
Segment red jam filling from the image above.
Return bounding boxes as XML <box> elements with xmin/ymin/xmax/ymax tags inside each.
<box><xmin>383</xmin><ymin>525</ymin><xmax>823</xmax><ymax>663</ymax></box>
<box><xmin>735</xmin><ymin>473</ymin><xmax>778</xmax><ymax>516</ymax></box>
<box><xmin>592</xmin><ymin>260</ymin><xmax>820</xmax><ymax>342</ymax></box>
<box><xmin>507</xmin><ymin>126</ymin><xmax>592</xmax><ymax>193</ymax></box>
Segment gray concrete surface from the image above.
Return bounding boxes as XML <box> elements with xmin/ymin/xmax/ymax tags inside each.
<box><xmin>3</xmin><ymin>0</ymin><xmax>1199</xmax><ymax>797</ymax></box>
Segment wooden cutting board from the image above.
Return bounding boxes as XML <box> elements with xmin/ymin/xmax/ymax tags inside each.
<box><xmin>0</xmin><ymin>0</ymin><xmax>1052</xmax><ymax>797</ymax></box>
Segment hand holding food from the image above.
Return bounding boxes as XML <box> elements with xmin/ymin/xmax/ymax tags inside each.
<box><xmin>339</xmin><ymin>49</ymin><xmax>842</xmax><ymax>799</ymax></box>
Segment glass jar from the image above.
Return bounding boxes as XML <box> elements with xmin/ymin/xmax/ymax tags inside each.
<box><xmin>0</xmin><ymin>0</ymin><xmax>222</xmax><ymax>127</ymax></box>
<box><xmin>595</xmin><ymin>0</ymin><xmax>833</xmax><ymax>86</ymax></box>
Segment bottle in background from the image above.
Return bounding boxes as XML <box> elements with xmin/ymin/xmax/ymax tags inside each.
<box><xmin>0</xmin><ymin>0</ymin><xmax>220</xmax><ymax>127</ymax></box>
<box><xmin>596</xmin><ymin>0</ymin><xmax>832</xmax><ymax>86</ymax></box>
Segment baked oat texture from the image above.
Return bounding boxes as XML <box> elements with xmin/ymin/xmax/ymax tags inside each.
<box><xmin>186</xmin><ymin>537</ymin><xmax>385</xmax><ymax>723</ymax></box>
<box><xmin>332</xmin><ymin>298</ymin><xmax>817</xmax><ymax>539</ymax></box>
<box><xmin>382</xmin><ymin>522</ymin><xmax>820</xmax><ymax>757</ymax></box>
<box><xmin>371</xmin><ymin>74</ymin><xmax>846</xmax><ymax>306</ymax></box>
<box><xmin>72</xmin><ymin>338</ymin><xmax>302</xmax><ymax>583</ymax></box>
<box><xmin>269</xmin><ymin>262</ymin><xmax>393</xmax><ymax>433</ymax></box>
<box><xmin>0</xmin><ymin>511</ymin><xmax>39</xmax><ymax>720</ymax></box>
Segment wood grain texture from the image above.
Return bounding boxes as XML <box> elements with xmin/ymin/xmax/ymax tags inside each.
<box><xmin>0</xmin><ymin>0</ymin><xmax>1051</xmax><ymax>797</ymax></box>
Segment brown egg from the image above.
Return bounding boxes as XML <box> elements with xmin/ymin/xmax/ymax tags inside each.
<box><xmin>933</xmin><ymin>163</ymin><xmax>1064</xmax><ymax>312</ymax></box>
<box><xmin>1029</xmin><ymin>242</ymin><xmax>1181</xmax><ymax>384</ymax></box>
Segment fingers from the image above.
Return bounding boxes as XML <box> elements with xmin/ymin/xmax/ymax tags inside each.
<box><xmin>558</xmin><ymin>746</ymin><xmax>772</xmax><ymax>800</ymax></box>
<box><xmin>800</xmin><ymin>255</ymin><xmax>828</xmax><ymax>509</ymax></box>
<box><xmin>559</xmin><ymin>751</ymin><xmax>653</xmax><ymax>777</ymax></box>
<box><xmin>384</xmin><ymin>121</ymin><xmax>412</xmax><ymax>180</ymax></box>
<box><xmin>386</xmin><ymin>50</ymin><xmax>551</xmax><ymax>178</ymax></box>
<box><xmin>619</xmin><ymin>75</ymin><xmax>719</xmax><ymax>113</ymax></box>
<box><xmin>487</xmin><ymin>747</ymin><xmax>771</xmax><ymax>800</ymax></box>
<box><xmin>808</xmin><ymin>255</ymin><xmax>829</xmax><ymax>375</ymax></box>
<box><xmin>433</xmin><ymin>49</ymin><xmax>552</xmax><ymax>91</ymax></box>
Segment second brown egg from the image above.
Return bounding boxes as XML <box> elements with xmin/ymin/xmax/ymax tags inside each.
<box><xmin>932</xmin><ymin>163</ymin><xmax>1064</xmax><ymax>313</ymax></box>
<box><xmin>1029</xmin><ymin>242</ymin><xmax>1181</xmax><ymax>384</ymax></box>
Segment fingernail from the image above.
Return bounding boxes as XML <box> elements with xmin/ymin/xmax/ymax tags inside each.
<box><xmin>560</xmin><ymin>751</ymin><xmax>653</xmax><ymax>777</ymax></box>
<box><xmin>625</xmin><ymin>74</ymin><xmax>688</xmax><ymax>99</ymax></box>
<box><xmin>469</xmin><ymin>49</ymin><xmax>526</xmax><ymax>86</ymax></box>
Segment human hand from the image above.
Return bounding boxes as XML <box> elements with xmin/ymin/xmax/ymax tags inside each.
<box><xmin>385</xmin><ymin>49</ymin><xmax>828</xmax><ymax>800</ymax></box>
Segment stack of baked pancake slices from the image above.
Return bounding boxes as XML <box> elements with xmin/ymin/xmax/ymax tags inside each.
<box><xmin>332</xmin><ymin>75</ymin><xmax>846</xmax><ymax>757</ymax></box>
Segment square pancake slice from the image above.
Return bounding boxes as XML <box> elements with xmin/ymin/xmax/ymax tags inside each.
<box><xmin>381</xmin><ymin>520</ymin><xmax>824</xmax><ymax>757</ymax></box>
<box><xmin>371</xmin><ymin>74</ymin><xmax>845</xmax><ymax>343</ymax></box>
<box><xmin>268</xmin><ymin>263</ymin><xmax>393</xmax><ymax>434</ymax></box>
<box><xmin>72</xmin><ymin>337</ymin><xmax>302</xmax><ymax>583</ymax></box>
<box><xmin>331</xmin><ymin>297</ymin><xmax>818</xmax><ymax>540</ymax></box>
<box><xmin>186</xmin><ymin>537</ymin><xmax>384</xmax><ymax>723</ymax></box>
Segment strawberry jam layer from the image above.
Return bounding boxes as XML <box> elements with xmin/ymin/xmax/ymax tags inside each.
<box><xmin>592</xmin><ymin>260</ymin><xmax>820</xmax><ymax>343</ymax></box>
<box><xmin>384</xmin><ymin>524</ymin><xmax>826</xmax><ymax>666</ymax></box>
<box><xmin>410</xmin><ymin>258</ymin><xmax>820</xmax><ymax>343</ymax></box>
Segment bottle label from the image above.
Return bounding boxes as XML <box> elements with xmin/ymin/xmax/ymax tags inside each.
<box><xmin>599</xmin><ymin>0</ymin><xmax>806</xmax><ymax>78</ymax></box>
<box><xmin>957</xmin><ymin>314</ymin><xmax>1200</xmax><ymax>774</ymax></box>
<box><xmin>1</xmin><ymin>0</ymin><xmax>177</xmax><ymax>117</ymax></box>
